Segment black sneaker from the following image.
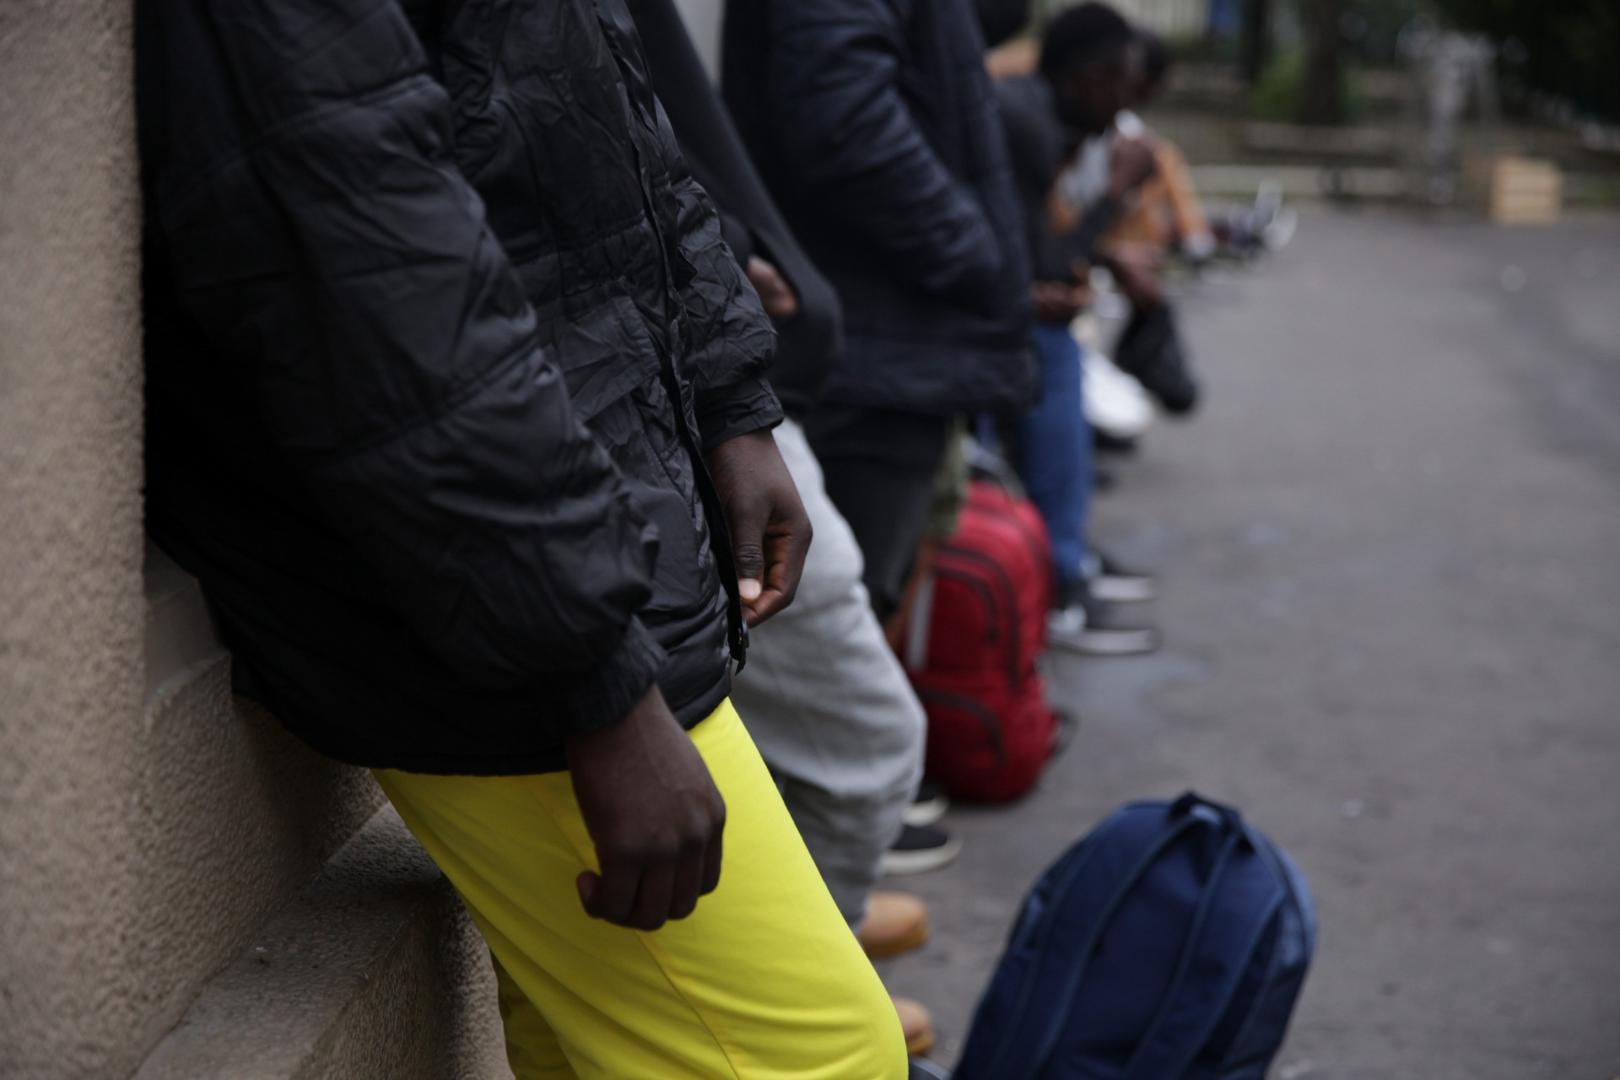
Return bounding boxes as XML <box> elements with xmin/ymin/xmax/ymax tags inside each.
<box><xmin>881</xmin><ymin>824</ymin><xmax>963</xmax><ymax>876</ymax></box>
<box><xmin>1092</xmin><ymin>427</ymin><xmax>1141</xmax><ymax>455</ymax></box>
<box><xmin>1047</xmin><ymin>582</ymin><xmax>1160</xmax><ymax>657</ymax></box>
<box><xmin>904</xmin><ymin>779</ymin><xmax>949</xmax><ymax>828</ymax></box>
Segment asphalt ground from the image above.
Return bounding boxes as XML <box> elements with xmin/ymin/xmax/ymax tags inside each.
<box><xmin>878</xmin><ymin>207</ymin><xmax>1620</xmax><ymax>1079</ymax></box>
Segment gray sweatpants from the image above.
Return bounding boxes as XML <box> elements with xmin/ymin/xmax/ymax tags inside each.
<box><xmin>730</xmin><ymin>418</ymin><xmax>927</xmax><ymax>927</ymax></box>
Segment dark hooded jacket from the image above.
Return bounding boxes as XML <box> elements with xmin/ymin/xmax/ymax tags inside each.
<box><xmin>136</xmin><ymin>0</ymin><xmax>780</xmax><ymax>774</ymax></box>
<box><xmin>723</xmin><ymin>0</ymin><xmax>1036</xmax><ymax>417</ymax></box>
<box><xmin>627</xmin><ymin>0</ymin><xmax>842</xmax><ymax>420</ymax></box>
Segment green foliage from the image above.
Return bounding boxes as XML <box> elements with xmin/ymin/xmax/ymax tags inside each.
<box><xmin>1250</xmin><ymin>49</ymin><xmax>1362</xmax><ymax>123</ymax></box>
<box><xmin>1250</xmin><ymin>50</ymin><xmax>1307</xmax><ymax>121</ymax></box>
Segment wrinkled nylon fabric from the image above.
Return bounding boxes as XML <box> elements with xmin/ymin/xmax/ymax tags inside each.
<box><xmin>723</xmin><ymin>0</ymin><xmax>1035</xmax><ymax>417</ymax></box>
<box><xmin>138</xmin><ymin>0</ymin><xmax>780</xmax><ymax>773</ymax></box>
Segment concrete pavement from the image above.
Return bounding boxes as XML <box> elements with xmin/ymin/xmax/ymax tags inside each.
<box><xmin>879</xmin><ymin>208</ymin><xmax>1620</xmax><ymax>1079</ymax></box>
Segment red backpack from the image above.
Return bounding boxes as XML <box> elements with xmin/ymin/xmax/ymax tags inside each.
<box><xmin>906</xmin><ymin>480</ymin><xmax>1058</xmax><ymax>802</ymax></box>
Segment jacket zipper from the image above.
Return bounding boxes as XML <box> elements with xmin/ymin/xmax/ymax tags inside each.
<box><xmin>601</xmin><ymin>18</ymin><xmax>750</xmax><ymax>669</ymax></box>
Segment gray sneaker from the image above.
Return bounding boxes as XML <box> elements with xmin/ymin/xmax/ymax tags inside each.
<box><xmin>1046</xmin><ymin>595</ymin><xmax>1160</xmax><ymax>657</ymax></box>
<box><xmin>1083</xmin><ymin>547</ymin><xmax>1157</xmax><ymax>603</ymax></box>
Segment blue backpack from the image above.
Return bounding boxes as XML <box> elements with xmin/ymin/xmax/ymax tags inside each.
<box><xmin>954</xmin><ymin>793</ymin><xmax>1316</xmax><ymax>1080</ymax></box>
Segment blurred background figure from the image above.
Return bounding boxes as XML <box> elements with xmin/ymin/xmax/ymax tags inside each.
<box><xmin>984</xmin><ymin>0</ymin><xmax>1164</xmax><ymax>655</ymax></box>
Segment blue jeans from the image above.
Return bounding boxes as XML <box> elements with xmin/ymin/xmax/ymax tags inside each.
<box><xmin>1014</xmin><ymin>323</ymin><xmax>1091</xmax><ymax>594</ymax></box>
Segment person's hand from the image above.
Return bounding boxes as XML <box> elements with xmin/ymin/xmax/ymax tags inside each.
<box><xmin>1105</xmin><ymin>245</ymin><xmax>1165</xmax><ymax>310</ymax></box>
<box><xmin>1108</xmin><ymin>134</ymin><xmax>1158</xmax><ymax>200</ymax></box>
<box><xmin>746</xmin><ymin>256</ymin><xmax>799</xmax><ymax>322</ymax></box>
<box><xmin>566</xmin><ymin>686</ymin><xmax>726</xmax><ymax>930</ymax></box>
<box><xmin>1032</xmin><ymin>280</ymin><xmax>1092</xmax><ymax>324</ymax></box>
<box><xmin>706</xmin><ymin>430</ymin><xmax>811</xmax><ymax>626</ymax></box>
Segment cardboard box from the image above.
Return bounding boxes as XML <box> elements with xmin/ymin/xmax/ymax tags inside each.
<box><xmin>1487</xmin><ymin>155</ymin><xmax>1563</xmax><ymax>225</ymax></box>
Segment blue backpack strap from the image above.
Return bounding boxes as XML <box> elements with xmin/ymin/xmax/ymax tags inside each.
<box><xmin>1122</xmin><ymin>798</ymin><xmax>1286</xmax><ymax>1080</ymax></box>
<box><xmin>979</xmin><ymin>805</ymin><xmax>1203</xmax><ymax>1079</ymax></box>
<box><xmin>1217</xmin><ymin>837</ymin><xmax>1317</xmax><ymax>1071</ymax></box>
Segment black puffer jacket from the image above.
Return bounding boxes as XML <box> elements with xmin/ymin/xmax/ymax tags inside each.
<box><xmin>137</xmin><ymin>0</ymin><xmax>780</xmax><ymax>774</ymax></box>
<box><xmin>629</xmin><ymin>0</ymin><xmax>843</xmax><ymax>420</ymax></box>
<box><xmin>723</xmin><ymin>0</ymin><xmax>1035</xmax><ymax>416</ymax></box>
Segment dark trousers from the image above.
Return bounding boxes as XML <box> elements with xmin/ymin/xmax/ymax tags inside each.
<box><xmin>803</xmin><ymin>404</ymin><xmax>954</xmax><ymax>623</ymax></box>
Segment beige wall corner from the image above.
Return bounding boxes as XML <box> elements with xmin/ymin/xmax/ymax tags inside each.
<box><xmin>0</xmin><ymin>0</ymin><xmax>148</xmax><ymax>1076</ymax></box>
<box><xmin>134</xmin><ymin>808</ymin><xmax>510</xmax><ymax>1080</ymax></box>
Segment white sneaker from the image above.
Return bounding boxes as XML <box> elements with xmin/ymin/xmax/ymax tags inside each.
<box><xmin>1263</xmin><ymin>207</ymin><xmax>1299</xmax><ymax>252</ymax></box>
<box><xmin>903</xmin><ymin>780</ymin><xmax>949</xmax><ymax>828</ymax></box>
<box><xmin>1082</xmin><ymin>348</ymin><xmax>1156</xmax><ymax>442</ymax></box>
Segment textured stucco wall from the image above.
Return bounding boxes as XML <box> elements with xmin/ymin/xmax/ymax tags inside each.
<box><xmin>2</xmin><ymin>5</ymin><xmax>407</xmax><ymax>1077</ymax></box>
<box><xmin>129</xmin><ymin>648</ymin><xmax>387</xmax><ymax>1073</ymax></box>
<box><xmin>0</xmin><ymin>1</ymin><xmax>149</xmax><ymax>1076</ymax></box>
<box><xmin>134</xmin><ymin>809</ymin><xmax>509</xmax><ymax>1080</ymax></box>
<box><xmin>3</xmin><ymin>5</ymin><xmax>550</xmax><ymax>1077</ymax></box>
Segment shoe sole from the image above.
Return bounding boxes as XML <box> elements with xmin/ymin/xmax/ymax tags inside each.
<box><xmin>906</xmin><ymin>1028</ymin><xmax>937</xmax><ymax>1058</ymax></box>
<box><xmin>879</xmin><ymin>836</ymin><xmax>963</xmax><ymax>877</ymax></box>
<box><xmin>903</xmin><ymin>796</ymin><xmax>949</xmax><ymax>828</ymax></box>
<box><xmin>1088</xmin><ymin>578</ymin><xmax>1157</xmax><ymax>603</ymax></box>
<box><xmin>1047</xmin><ymin>629</ymin><xmax>1161</xmax><ymax>656</ymax></box>
<box><xmin>862</xmin><ymin>916</ymin><xmax>932</xmax><ymax>960</ymax></box>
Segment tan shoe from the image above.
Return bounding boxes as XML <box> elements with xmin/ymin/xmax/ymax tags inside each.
<box><xmin>857</xmin><ymin>890</ymin><xmax>931</xmax><ymax>959</ymax></box>
<box><xmin>893</xmin><ymin>995</ymin><xmax>936</xmax><ymax>1057</ymax></box>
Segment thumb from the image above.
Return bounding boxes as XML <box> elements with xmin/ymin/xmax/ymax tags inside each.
<box><xmin>729</xmin><ymin>501</ymin><xmax>767</xmax><ymax>600</ymax></box>
<box><xmin>733</xmin><ymin>538</ymin><xmax>765</xmax><ymax>601</ymax></box>
<box><xmin>576</xmin><ymin>870</ymin><xmax>600</xmax><ymax>914</ymax></box>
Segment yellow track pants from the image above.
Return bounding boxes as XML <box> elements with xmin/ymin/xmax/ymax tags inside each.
<box><xmin>375</xmin><ymin>700</ymin><xmax>907</xmax><ymax>1079</ymax></box>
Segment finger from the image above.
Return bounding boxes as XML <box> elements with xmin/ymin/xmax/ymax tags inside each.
<box><xmin>761</xmin><ymin>279</ymin><xmax>799</xmax><ymax>321</ymax></box>
<box><xmin>746</xmin><ymin>525</ymin><xmax>809</xmax><ymax>626</ymax></box>
<box><xmin>576</xmin><ymin>870</ymin><xmax>599</xmax><ymax>913</ymax></box>
<box><xmin>700</xmin><ymin>823</ymin><xmax>724</xmax><ymax>896</ymax></box>
<box><xmin>732</xmin><ymin>539</ymin><xmax>766</xmax><ymax>590</ymax></box>
<box><xmin>766</xmin><ymin>288</ymin><xmax>798</xmax><ymax>321</ymax></box>
<box><xmin>733</xmin><ymin>529</ymin><xmax>767</xmax><ymax>618</ymax></box>
<box><xmin>668</xmin><ymin>846</ymin><xmax>704</xmax><ymax>921</ymax></box>
<box><xmin>584</xmin><ymin>855</ymin><xmax>641</xmax><ymax>926</ymax></box>
<box><xmin>746</xmin><ymin>258</ymin><xmax>799</xmax><ymax>321</ymax></box>
<box><xmin>629</xmin><ymin>860</ymin><xmax>676</xmax><ymax>932</ymax></box>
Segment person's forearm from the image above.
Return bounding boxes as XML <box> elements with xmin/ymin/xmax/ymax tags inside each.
<box><xmin>1065</xmin><ymin>195</ymin><xmax>1125</xmax><ymax>266</ymax></box>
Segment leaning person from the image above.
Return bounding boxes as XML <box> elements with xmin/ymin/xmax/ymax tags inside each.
<box><xmin>136</xmin><ymin>1</ymin><xmax>905</xmax><ymax>1077</ymax></box>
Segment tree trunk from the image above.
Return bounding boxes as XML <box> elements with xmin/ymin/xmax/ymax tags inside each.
<box><xmin>1299</xmin><ymin>0</ymin><xmax>1347</xmax><ymax>125</ymax></box>
<box><xmin>1240</xmin><ymin>0</ymin><xmax>1272</xmax><ymax>86</ymax></box>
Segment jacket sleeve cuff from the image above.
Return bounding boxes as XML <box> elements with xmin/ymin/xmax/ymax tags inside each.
<box><xmin>695</xmin><ymin>377</ymin><xmax>785</xmax><ymax>452</ymax></box>
<box><xmin>551</xmin><ymin>617</ymin><xmax>668</xmax><ymax>738</ymax></box>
